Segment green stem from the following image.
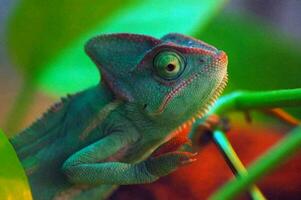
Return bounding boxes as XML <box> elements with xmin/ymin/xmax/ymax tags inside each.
<box><xmin>209</xmin><ymin>126</ymin><xmax>301</xmax><ymax>200</ymax></box>
<box><xmin>3</xmin><ymin>80</ymin><xmax>37</xmax><ymax>136</ymax></box>
<box><xmin>212</xmin><ymin>130</ymin><xmax>266</xmax><ymax>200</ymax></box>
<box><xmin>211</xmin><ymin>88</ymin><xmax>301</xmax><ymax>115</ymax></box>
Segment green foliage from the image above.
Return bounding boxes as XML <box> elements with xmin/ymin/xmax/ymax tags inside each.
<box><xmin>198</xmin><ymin>13</ymin><xmax>301</xmax><ymax>92</ymax></box>
<box><xmin>8</xmin><ymin>0</ymin><xmax>226</xmax><ymax>96</ymax></box>
<box><xmin>0</xmin><ymin>129</ymin><xmax>32</xmax><ymax>199</ymax></box>
<box><xmin>7</xmin><ymin>0</ymin><xmax>131</xmax><ymax>79</ymax></box>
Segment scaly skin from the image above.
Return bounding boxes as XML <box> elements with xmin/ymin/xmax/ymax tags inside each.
<box><xmin>10</xmin><ymin>33</ymin><xmax>228</xmax><ymax>200</ymax></box>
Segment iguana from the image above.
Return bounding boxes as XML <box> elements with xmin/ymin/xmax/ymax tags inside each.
<box><xmin>10</xmin><ymin>33</ymin><xmax>228</xmax><ymax>200</ymax></box>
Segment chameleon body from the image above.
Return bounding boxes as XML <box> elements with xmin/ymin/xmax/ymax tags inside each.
<box><xmin>10</xmin><ymin>33</ymin><xmax>228</xmax><ymax>199</ymax></box>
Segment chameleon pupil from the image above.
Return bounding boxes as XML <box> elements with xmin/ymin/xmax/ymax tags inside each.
<box><xmin>166</xmin><ymin>64</ymin><xmax>176</xmax><ymax>71</ymax></box>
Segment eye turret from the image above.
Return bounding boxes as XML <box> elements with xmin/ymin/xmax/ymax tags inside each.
<box><xmin>154</xmin><ymin>51</ymin><xmax>185</xmax><ymax>80</ymax></box>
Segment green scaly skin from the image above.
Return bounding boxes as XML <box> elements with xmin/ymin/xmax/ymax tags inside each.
<box><xmin>10</xmin><ymin>33</ymin><xmax>228</xmax><ymax>200</ymax></box>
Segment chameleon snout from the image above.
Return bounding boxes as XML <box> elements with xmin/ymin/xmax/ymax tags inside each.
<box><xmin>214</xmin><ymin>50</ymin><xmax>228</xmax><ymax>67</ymax></box>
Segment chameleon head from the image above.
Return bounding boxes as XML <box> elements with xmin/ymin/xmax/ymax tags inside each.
<box><xmin>85</xmin><ymin>33</ymin><xmax>227</xmax><ymax>125</ymax></box>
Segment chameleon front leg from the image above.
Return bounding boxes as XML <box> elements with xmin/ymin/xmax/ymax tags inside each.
<box><xmin>62</xmin><ymin>132</ymin><xmax>196</xmax><ymax>185</ymax></box>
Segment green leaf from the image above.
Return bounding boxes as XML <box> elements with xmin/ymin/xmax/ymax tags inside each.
<box><xmin>7</xmin><ymin>0</ymin><xmax>226</xmax><ymax>96</ymax></box>
<box><xmin>0</xmin><ymin>129</ymin><xmax>32</xmax><ymax>199</ymax></box>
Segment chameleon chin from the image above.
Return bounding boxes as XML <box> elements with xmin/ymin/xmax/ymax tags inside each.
<box><xmin>10</xmin><ymin>33</ymin><xmax>228</xmax><ymax>200</ymax></box>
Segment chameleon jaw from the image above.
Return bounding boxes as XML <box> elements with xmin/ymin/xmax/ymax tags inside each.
<box><xmin>176</xmin><ymin>73</ymin><xmax>228</xmax><ymax>132</ymax></box>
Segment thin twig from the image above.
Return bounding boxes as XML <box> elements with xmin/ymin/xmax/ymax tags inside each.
<box><xmin>212</xmin><ymin>130</ymin><xmax>266</xmax><ymax>200</ymax></box>
<box><xmin>263</xmin><ymin>108</ymin><xmax>300</xmax><ymax>126</ymax></box>
<box><xmin>209</xmin><ymin>126</ymin><xmax>301</xmax><ymax>200</ymax></box>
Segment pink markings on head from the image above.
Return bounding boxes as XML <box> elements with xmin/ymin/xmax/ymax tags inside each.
<box><xmin>213</xmin><ymin>51</ymin><xmax>228</xmax><ymax>68</ymax></box>
<box><xmin>162</xmin><ymin>33</ymin><xmax>218</xmax><ymax>52</ymax></box>
<box><xmin>177</xmin><ymin>46</ymin><xmax>215</xmax><ymax>55</ymax></box>
<box><xmin>219</xmin><ymin>51</ymin><xmax>228</xmax><ymax>65</ymax></box>
<box><xmin>154</xmin><ymin>72</ymin><xmax>201</xmax><ymax>114</ymax></box>
<box><xmin>97</xmin><ymin>33</ymin><xmax>161</xmax><ymax>46</ymax></box>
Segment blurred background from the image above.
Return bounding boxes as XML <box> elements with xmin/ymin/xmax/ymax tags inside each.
<box><xmin>0</xmin><ymin>0</ymin><xmax>301</xmax><ymax>135</ymax></box>
<box><xmin>0</xmin><ymin>0</ymin><xmax>301</xmax><ymax>199</ymax></box>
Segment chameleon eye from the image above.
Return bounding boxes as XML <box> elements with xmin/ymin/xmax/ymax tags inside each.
<box><xmin>154</xmin><ymin>51</ymin><xmax>185</xmax><ymax>80</ymax></box>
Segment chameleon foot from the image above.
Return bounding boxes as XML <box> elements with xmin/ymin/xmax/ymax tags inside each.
<box><xmin>145</xmin><ymin>151</ymin><xmax>198</xmax><ymax>177</ymax></box>
<box><xmin>189</xmin><ymin>114</ymin><xmax>230</xmax><ymax>151</ymax></box>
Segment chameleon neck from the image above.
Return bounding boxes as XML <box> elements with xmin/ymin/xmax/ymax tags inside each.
<box><xmin>11</xmin><ymin>82</ymin><xmax>115</xmax><ymax>158</ymax></box>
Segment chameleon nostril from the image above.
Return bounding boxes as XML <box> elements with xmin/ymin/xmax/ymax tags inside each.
<box><xmin>215</xmin><ymin>51</ymin><xmax>228</xmax><ymax>66</ymax></box>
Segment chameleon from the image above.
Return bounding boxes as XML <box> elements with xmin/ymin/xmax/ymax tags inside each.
<box><xmin>10</xmin><ymin>33</ymin><xmax>228</xmax><ymax>199</ymax></box>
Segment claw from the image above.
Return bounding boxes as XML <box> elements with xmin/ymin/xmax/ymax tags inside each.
<box><xmin>180</xmin><ymin>158</ymin><xmax>197</xmax><ymax>165</ymax></box>
<box><xmin>191</xmin><ymin>152</ymin><xmax>198</xmax><ymax>157</ymax></box>
<box><xmin>207</xmin><ymin>114</ymin><xmax>220</xmax><ymax>126</ymax></box>
<box><xmin>179</xmin><ymin>152</ymin><xmax>198</xmax><ymax>165</ymax></box>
